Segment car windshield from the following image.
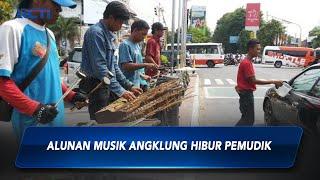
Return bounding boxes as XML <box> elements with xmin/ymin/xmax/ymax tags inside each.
<box><xmin>311</xmin><ymin>78</ymin><xmax>320</xmax><ymax>98</ymax></box>
<box><xmin>291</xmin><ymin>67</ymin><xmax>320</xmax><ymax>94</ymax></box>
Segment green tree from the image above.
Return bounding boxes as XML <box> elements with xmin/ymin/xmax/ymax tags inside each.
<box><xmin>166</xmin><ymin>30</ymin><xmax>178</xmax><ymax>44</ymax></box>
<box><xmin>0</xmin><ymin>0</ymin><xmax>18</xmax><ymax>24</ymax></box>
<box><xmin>212</xmin><ymin>8</ymin><xmax>246</xmax><ymax>53</ymax></box>
<box><xmin>188</xmin><ymin>26</ymin><xmax>212</xmax><ymax>43</ymax></box>
<box><xmin>48</xmin><ymin>16</ymin><xmax>80</xmax><ymax>54</ymax></box>
<box><xmin>238</xmin><ymin>30</ymin><xmax>251</xmax><ymax>54</ymax></box>
<box><xmin>257</xmin><ymin>19</ymin><xmax>285</xmax><ymax>50</ymax></box>
<box><xmin>309</xmin><ymin>26</ymin><xmax>320</xmax><ymax>48</ymax></box>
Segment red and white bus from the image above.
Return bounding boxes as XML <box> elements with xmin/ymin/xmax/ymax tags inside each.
<box><xmin>262</xmin><ymin>46</ymin><xmax>316</xmax><ymax>68</ymax></box>
<box><xmin>167</xmin><ymin>43</ymin><xmax>225</xmax><ymax>68</ymax></box>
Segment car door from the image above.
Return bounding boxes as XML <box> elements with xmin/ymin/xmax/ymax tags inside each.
<box><xmin>278</xmin><ymin>67</ymin><xmax>320</xmax><ymax>123</ymax></box>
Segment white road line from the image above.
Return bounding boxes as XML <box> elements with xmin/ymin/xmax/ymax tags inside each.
<box><xmin>214</xmin><ymin>79</ymin><xmax>224</xmax><ymax>85</ymax></box>
<box><xmin>204</xmin><ymin>87</ymin><xmax>269</xmax><ymax>99</ymax></box>
<box><xmin>204</xmin><ymin>79</ymin><xmax>211</xmax><ymax>86</ymax></box>
<box><xmin>226</xmin><ymin>79</ymin><xmax>236</xmax><ymax>85</ymax></box>
<box><xmin>191</xmin><ymin>74</ymin><xmax>200</xmax><ymax>126</ymax></box>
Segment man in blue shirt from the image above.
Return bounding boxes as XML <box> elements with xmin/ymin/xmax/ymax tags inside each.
<box><xmin>80</xmin><ymin>1</ymin><xmax>142</xmax><ymax>120</ymax></box>
<box><xmin>119</xmin><ymin>20</ymin><xmax>157</xmax><ymax>91</ymax></box>
<box><xmin>0</xmin><ymin>0</ymin><xmax>86</xmax><ymax>141</ymax></box>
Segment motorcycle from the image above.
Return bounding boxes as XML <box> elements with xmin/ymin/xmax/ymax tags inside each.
<box><xmin>224</xmin><ymin>54</ymin><xmax>239</xmax><ymax>66</ymax></box>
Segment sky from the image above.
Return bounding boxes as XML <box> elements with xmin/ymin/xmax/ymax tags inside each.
<box><xmin>129</xmin><ymin>0</ymin><xmax>320</xmax><ymax>39</ymax></box>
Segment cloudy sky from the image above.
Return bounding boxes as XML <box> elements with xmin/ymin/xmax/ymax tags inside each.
<box><xmin>129</xmin><ymin>0</ymin><xmax>320</xmax><ymax>39</ymax></box>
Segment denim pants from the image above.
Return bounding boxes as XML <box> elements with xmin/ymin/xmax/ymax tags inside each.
<box><xmin>236</xmin><ymin>90</ymin><xmax>255</xmax><ymax>126</ymax></box>
<box><xmin>79</xmin><ymin>77</ymin><xmax>110</xmax><ymax>120</ymax></box>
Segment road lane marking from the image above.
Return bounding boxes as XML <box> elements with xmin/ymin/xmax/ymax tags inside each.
<box><xmin>204</xmin><ymin>87</ymin><xmax>269</xmax><ymax>99</ymax></box>
<box><xmin>226</xmin><ymin>79</ymin><xmax>236</xmax><ymax>85</ymax></box>
<box><xmin>214</xmin><ymin>79</ymin><xmax>224</xmax><ymax>85</ymax></box>
<box><xmin>204</xmin><ymin>79</ymin><xmax>211</xmax><ymax>86</ymax></box>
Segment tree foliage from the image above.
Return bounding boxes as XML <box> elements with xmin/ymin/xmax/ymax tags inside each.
<box><xmin>48</xmin><ymin>16</ymin><xmax>80</xmax><ymax>54</ymax></box>
<box><xmin>238</xmin><ymin>30</ymin><xmax>251</xmax><ymax>54</ymax></box>
<box><xmin>187</xmin><ymin>26</ymin><xmax>212</xmax><ymax>43</ymax></box>
<box><xmin>0</xmin><ymin>0</ymin><xmax>17</xmax><ymax>24</ymax></box>
<box><xmin>257</xmin><ymin>19</ymin><xmax>285</xmax><ymax>50</ymax></box>
<box><xmin>212</xmin><ymin>8</ymin><xmax>246</xmax><ymax>53</ymax></box>
<box><xmin>309</xmin><ymin>26</ymin><xmax>320</xmax><ymax>48</ymax></box>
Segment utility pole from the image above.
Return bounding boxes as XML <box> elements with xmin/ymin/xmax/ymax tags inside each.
<box><xmin>177</xmin><ymin>0</ymin><xmax>182</xmax><ymax>64</ymax></box>
<box><xmin>170</xmin><ymin>0</ymin><xmax>176</xmax><ymax>75</ymax></box>
<box><xmin>180</xmin><ymin>0</ymin><xmax>188</xmax><ymax>68</ymax></box>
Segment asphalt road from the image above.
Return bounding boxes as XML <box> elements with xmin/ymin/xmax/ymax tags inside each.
<box><xmin>196</xmin><ymin>64</ymin><xmax>303</xmax><ymax>126</ymax></box>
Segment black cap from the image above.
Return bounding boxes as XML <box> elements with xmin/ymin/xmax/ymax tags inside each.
<box><xmin>103</xmin><ymin>1</ymin><xmax>131</xmax><ymax>21</ymax></box>
<box><xmin>151</xmin><ymin>22</ymin><xmax>165</xmax><ymax>34</ymax></box>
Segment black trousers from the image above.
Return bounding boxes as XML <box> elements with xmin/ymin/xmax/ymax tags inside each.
<box><xmin>79</xmin><ymin>77</ymin><xmax>110</xmax><ymax>120</ymax></box>
<box><xmin>236</xmin><ymin>91</ymin><xmax>255</xmax><ymax>126</ymax></box>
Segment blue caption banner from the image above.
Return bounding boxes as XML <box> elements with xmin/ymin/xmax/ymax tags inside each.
<box><xmin>16</xmin><ymin>127</ymin><xmax>302</xmax><ymax>169</ymax></box>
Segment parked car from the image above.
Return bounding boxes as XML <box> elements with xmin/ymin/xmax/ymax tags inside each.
<box><xmin>64</xmin><ymin>47</ymin><xmax>82</xmax><ymax>85</ymax></box>
<box><xmin>263</xmin><ymin>64</ymin><xmax>320</xmax><ymax>134</ymax></box>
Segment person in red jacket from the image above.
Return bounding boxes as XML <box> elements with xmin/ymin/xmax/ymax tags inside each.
<box><xmin>235</xmin><ymin>39</ymin><xmax>283</xmax><ymax>126</ymax></box>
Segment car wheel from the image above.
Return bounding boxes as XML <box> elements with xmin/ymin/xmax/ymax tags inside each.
<box><xmin>207</xmin><ymin>61</ymin><xmax>215</xmax><ymax>68</ymax></box>
<box><xmin>264</xmin><ymin>99</ymin><xmax>277</xmax><ymax>125</ymax></box>
<box><xmin>274</xmin><ymin>61</ymin><xmax>282</xmax><ymax>68</ymax></box>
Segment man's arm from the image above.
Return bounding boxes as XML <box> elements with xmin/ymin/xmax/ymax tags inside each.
<box><xmin>248</xmin><ymin>76</ymin><xmax>283</xmax><ymax>87</ymax></box>
<box><xmin>85</xmin><ymin>30</ymin><xmax>126</xmax><ymax>97</ymax></box>
<box><xmin>118</xmin><ymin>43</ymin><xmax>157</xmax><ymax>72</ymax></box>
<box><xmin>243</xmin><ymin>61</ymin><xmax>283</xmax><ymax>88</ymax></box>
<box><xmin>0</xmin><ymin>77</ymin><xmax>39</xmax><ymax>116</ymax></box>
<box><xmin>114</xmin><ymin>59</ymin><xmax>143</xmax><ymax>96</ymax></box>
<box><xmin>122</xmin><ymin>63</ymin><xmax>157</xmax><ymax>72</ymax></box>
<box><xmin>145</xmin><ymin>55</ymin><xmax>157</xmax><ymax>64</ymax></box>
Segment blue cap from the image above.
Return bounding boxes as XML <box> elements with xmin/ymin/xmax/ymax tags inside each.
<box><xmin>52</xmin><ymin>0</ymin><xmax>77</xmax><ymax>9</ymax></box>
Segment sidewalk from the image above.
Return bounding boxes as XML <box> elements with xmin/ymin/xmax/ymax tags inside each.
<box><xmin>178</xmin><ymin>73</ymin><xmax>200</xmax><ymax>126</ymax></box>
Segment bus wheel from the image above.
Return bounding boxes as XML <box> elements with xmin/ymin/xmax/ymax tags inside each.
<box><xmin>274</xmin><ymin>61</ymin><xmax>282</xmax><ymax>68</ymax></box>
<box><xmin>207</xmin><ymin>61</ymin><xmax>215</xmax><ymax>68</ymax></box>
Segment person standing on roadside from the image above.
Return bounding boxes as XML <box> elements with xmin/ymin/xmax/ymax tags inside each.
<box><xmin>145</xmin><ymin>22</ymin><xmax>165</xmax><ymax>77</ymax></box>
<box><xmin>0</xmin><ymin>0</ymin><xmax>86</xmax><ymax>141</ymax></box>
<box><xmin>80</xmin><ymin>1</ymin><xmax>142</xmax><ymax>120</ymax></box>
<box><xmin>235</xmin><ymin>39</ymin><xmax>283</xmax><ymax>126</ymax></box>
<box><xmin>119</xmin><ymin>20</ymin><xmax>157</xmax><ymax>91</ymax></box>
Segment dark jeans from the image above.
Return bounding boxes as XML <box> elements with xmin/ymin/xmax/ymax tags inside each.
<box><xmin>236</xmin><ymin>90</ymin><xmax>254</xmax><ymax>126</ymax></box>
<box><xmin>79</xmin><ymin>77</ymin><xmax>110</xmax><ymax>120</ymax></box>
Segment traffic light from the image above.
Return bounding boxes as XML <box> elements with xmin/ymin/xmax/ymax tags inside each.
<box><xmin>154</xmin><ymin>7</ymin><xmax>157</xmax><ymax>15</ymax></box>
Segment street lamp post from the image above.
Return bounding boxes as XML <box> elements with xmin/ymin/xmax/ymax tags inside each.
<box><xmin>283</xmin><ymin>20</ymin><xmax>302</xmax><ymax>46</ymax></box>
<box><xmin>267</xmin><ymin>14</ymin><xmax>302</xmax><ymax>47</ymax></box>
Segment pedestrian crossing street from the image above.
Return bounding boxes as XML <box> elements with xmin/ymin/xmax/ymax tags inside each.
<box><xmin>201</xmin><ymin>78</ymin><xmax>288</xmax><ymax>86</ymax></box>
